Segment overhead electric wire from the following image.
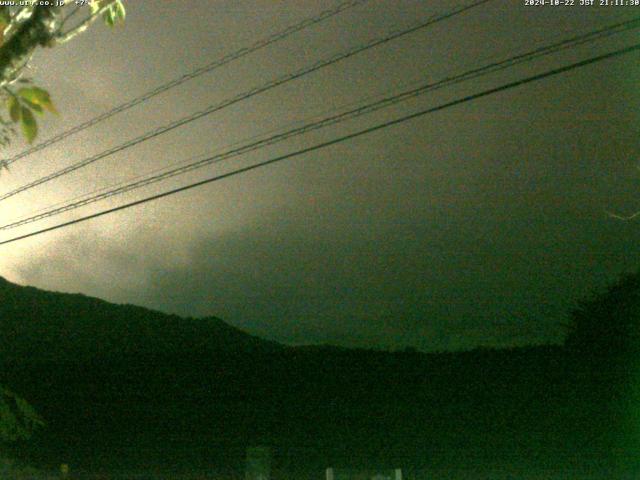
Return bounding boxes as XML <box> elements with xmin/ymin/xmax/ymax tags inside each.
<box><xmin>1</xmin><ymin>41</ymin><xmax>638</xmax><ymax>246</ymax></box>
<box><xmin>1</xmin><ymin>0</ymin><xmax>370</xmax><ymax>167</ymax></box>
<box><xmin>8</xmin><ymin>14</ymin><xmax>635</xmax><ymax>227</ymax></box>
<box><xmin>2</xmin><ymin>16</ymin><xmax>638</xmax><ymax>231</ymax></box>
<box><xmin>0</xmin><ymin>0</ymin><xmax>492</xmax><ymax>203</ymax></box>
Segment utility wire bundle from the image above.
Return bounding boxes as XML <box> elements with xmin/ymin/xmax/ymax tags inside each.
<box><xmin>0</xmin><ymin>0</ymin><xmax>638</xmax><ymax>245</ymax></box>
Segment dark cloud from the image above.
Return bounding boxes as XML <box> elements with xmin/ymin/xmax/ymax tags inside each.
<box><xmin>3</xmin><ymin>1</ymin><xmax>640</xmax><ymax>351</ymax></box>
<box><xmin>16</xmin><ymin>172</ymin><xmax>640</xmax><ymax>352</ymax></box>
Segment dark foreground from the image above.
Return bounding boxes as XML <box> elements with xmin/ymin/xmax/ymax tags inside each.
<box><xmin>1</xmin><ymin>275</ymin><xmax>639</xmax><ymax>478</ymax></box>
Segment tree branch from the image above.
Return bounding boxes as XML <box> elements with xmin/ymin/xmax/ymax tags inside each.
<box><xmin>0</xmin><ymin>6</ymin><xmax>61</xmax><ymax>87</ymax></box>
<box><xmin>56</xmin><ymin>0</ymin><xmax>117</xmax><ymax>44</ymax></box>
<box><xmin>3</xmin><ymin>5</ymin><xmax>37</xmax><ymax>39</ymax></box>
<box><xmin>59</xmin><ymin>3</ymin><xmax>84</xmax><ymax>30</ymax></box>
<box><xmin>605</xmin><ymin>209</ymin><xmax>640</xmax><ymax>221</ymax></box>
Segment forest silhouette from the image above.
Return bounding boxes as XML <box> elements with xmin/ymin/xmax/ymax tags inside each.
<box><xmin>0</xmin><ymin>271</ymin><xmax>638</xmax><ymax>478</ymax></box>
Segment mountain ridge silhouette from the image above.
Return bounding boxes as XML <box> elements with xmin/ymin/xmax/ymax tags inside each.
<box><xmin>0</xmin><ymin>275</ymin><xmax>281</xmax><ymax>364</ymax></box>
<box><xmin>0</xmin><ymin>274</ymin><xmax>636</xmax><ymax>476</ymax></box>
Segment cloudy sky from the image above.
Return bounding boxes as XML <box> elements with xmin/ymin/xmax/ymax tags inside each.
<box><xmin>0</xmin><ymin>0</ymin><xmax>638</xmax><ymax>351</ymax></box>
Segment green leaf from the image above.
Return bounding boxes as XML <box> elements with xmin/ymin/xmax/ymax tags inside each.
<box><xmin>115</xmin><ymin>0</ymin><xmax>126</xmax><ymax>22</ymax></box>
<box><xmin>103</xmin><ymin>9</ymin><xmax>115</xmax><ymax>27</ymax></box>
<box><xmin>20</xmin><ymin>106</ymin><xmax>37</xmax><ymax>144</ymax></box>
<box><xmin>7</xmin><ymin>96</ymin><xmax>20</xmax><ymax>123</ymax></box>
<box><xmin>21</xmin><ymin>98</ymin><xmax>44</xmax><ymax>115</ymax></box>
<box><xmin>17</xmin><ymin>87</ymin><xmax>57</xmax><ymax>114</ymax></box>
<box><xmin>0</xmin><ymin>7</ymin><xmax>10</xmax><ymax>36</ymax></box>
<box><xmin>0</xmin><ymin>7</ymin><xmax>10</xmax><ymax>26</ymax></box>
<box><xmin>103</xmin><ymin>0</ymin><xmax>126</xmax><ymax>27</ymax></box>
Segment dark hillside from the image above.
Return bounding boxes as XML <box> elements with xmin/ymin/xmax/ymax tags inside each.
<box><xmin>0</xmin><ymin>275</ymin><xmax>636</xmax><ymax>477</ymax></box>
<box><xmin>0</xmin><ymin>275</ymin><xmax>279</xmax><ymax>363</ymax></box>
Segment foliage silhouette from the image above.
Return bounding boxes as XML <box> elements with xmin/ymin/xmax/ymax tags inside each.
<box><xmin>564</xmin><ymin>271</ymin><xmax>640</xmax><ymax>358</ymax></box>
<box><xmin>0</xmin><ymin>274</ymin><xmax>636</xmax><ymax>476</ymax></box>
<box><xmin>0</xmin><ymin>1</ymin><xmax>125</xmax><ymax>149</ymax></box>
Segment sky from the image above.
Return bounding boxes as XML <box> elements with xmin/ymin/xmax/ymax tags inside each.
<box><xmin>0</xmin><ymin>0</ymin><xmax>638</xmax><ymax>351</ymax></box>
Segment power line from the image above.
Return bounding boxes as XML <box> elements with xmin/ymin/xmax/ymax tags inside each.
<box><xmin>0</xmin><ymin>0</ymin><xmax>370</xmax><ymax>167</ymax></box>
<box><xmin>0</xmin><ymin>0</ymin><xmax>492</xmax><ymax>203</ymax></box>
<box><xmin>2</xmin><ymin>16</ymin><xmax>637</xmax><ymax>231</ymax></box>
<box><xmin>7</xmin><ymin>15</ymin><xmax>633</xmax><ymax>227</ymax></box>
<box><xmin>1</xmin><ymin>41</ymin><xmax>637</xmax><ymax>247</ymax></box>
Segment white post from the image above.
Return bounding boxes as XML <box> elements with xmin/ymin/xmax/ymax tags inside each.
<box><xmin>326</xmin><ymin>467</ymin><xmax>335</xmax><ymax>480</ymax></box>
<box><xmin>394</xmin><ymin>468</ymin><xmax>402</xmax><ymax>480</ymax></box>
